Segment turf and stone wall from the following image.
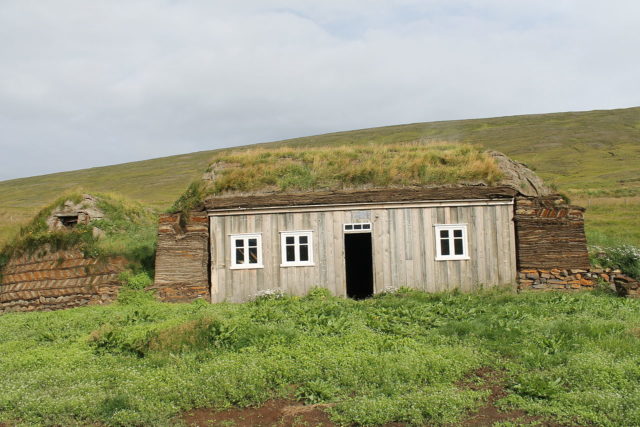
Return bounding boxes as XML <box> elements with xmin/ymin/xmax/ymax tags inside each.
<box><xmin>513</xmin><ymin>196</ymin><xmax>640</xmax><ymax>296</ymax></box>
<box><xmin>151</xmin><ymin>211</ymin><xmax>210</xmax><ymax>302</ymax></box>
<box><xmin>514</xmin><ymin>196</ymin><xmax>590</xmax><ymax>270</ymax></box>
<box><xmin>0</xmin><ymin>249</ymin><xmax>126</xmax><ymax>313</ymax></box>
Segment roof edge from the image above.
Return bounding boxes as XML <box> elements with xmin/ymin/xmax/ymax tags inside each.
<box><xmin>205</xmin><ymin>186</ymin><xmax>518</xmax><ymax>211</ymax></box>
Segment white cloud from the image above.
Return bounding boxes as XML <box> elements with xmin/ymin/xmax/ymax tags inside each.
<box><xmin>0</xmin><ymin>0</ymin><xmax>638</xmax><ymax>180</ymax></box>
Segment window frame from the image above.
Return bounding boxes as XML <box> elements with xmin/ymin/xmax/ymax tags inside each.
<box><xmin>343</xmin><ymin>222</ymin><xmax>372</xmax><ymax>233</ymax></box>
<box><xmin>229</xmin><ymin>233</ymin><xmax>264</xmax><ymax>269</ymax></box>
<box><xmin>280</xmin><ymin>230</ymin><xmax>315</xmax><ymax>267</ymax></box>
<box><xmin>434</xmin><ymin>224</ymin><xmax>470</xmax><ymax>261</ymax></box>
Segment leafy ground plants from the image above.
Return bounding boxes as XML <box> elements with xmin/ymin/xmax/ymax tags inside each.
<box><xmin>0</xmin><ymin>289</ymin><xmax>639</xmax><ymax>426</ymax></box>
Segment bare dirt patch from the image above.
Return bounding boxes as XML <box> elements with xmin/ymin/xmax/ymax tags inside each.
<box><xmin>181</xmin><ymin>399</ymin><xmax>334</xmax><ymax>427</ymax></box>
<box><xmin>457</xmin><ymin>367</ymin><xmax>568</xmax><ymax>427</ymax></box>
<box><xmin>180</xmin><ymin>368</ymin><xmax>575</xmax><ymax>427</ymax></box>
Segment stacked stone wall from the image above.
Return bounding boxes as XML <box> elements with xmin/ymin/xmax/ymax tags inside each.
<box><xmin>514</xmin><ymin>196</ymin><xmax>590</xmax><ymax>270</ymax></box>
<box><xmin>513</xmin><ymin>196</ymin><xmax>640</xmax><ymax>297</ymax></box>
<box><xmin>517</xmin><ymin>267</ymin><xmax>639</xmax><ymax>297</ymax></box>
<box><xmin>150</xmin><ymin>211</ymin><xmax>210</xmax><ymax>303</ymax></box>
<box><xmin>0</xmin><ymin>250</ymin><xmax>126</xmax><ymax>313</ymax></box>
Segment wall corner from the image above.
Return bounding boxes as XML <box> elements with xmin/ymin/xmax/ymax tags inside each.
<box><xmin>150</xmin><ymin>211</ymin><xmax>211</xmax><ymax>303</ymax></box>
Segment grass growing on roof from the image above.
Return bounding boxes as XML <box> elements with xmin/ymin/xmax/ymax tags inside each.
<box><xmin>207</xmin><ymin>142</ymin><xmax>503</xmax><ymax>194</ymax></box>
<box><xmin>0</xmin><ymin>288</ymin><xmax>639</xmax><ymax>426</ymax></box>
<box><xmin>0</xmin><ymin>192</ymin><xmax>157</xmax><ymax>274</ymax></box>
<box><xmin>171</xmin><ymin>142</ymin><xmax>502</xmax><ymax>213</ymax></box>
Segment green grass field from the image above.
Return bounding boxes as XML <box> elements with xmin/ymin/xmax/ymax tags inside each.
<box><xmin>577</xmin><ymin>197</ymin><xmax>640</xmax><ymax>248</ymax></box>
<box><xmin>1</xmin><ymin>106</ymin><xmax>639</xmax><ymax>246</ymax></box>
<box><xmin>0</xmin><ymin>288</ymin><xmax>639</xmax><ymax>426</ymax></box>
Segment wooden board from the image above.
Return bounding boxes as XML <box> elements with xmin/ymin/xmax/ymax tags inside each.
<box><xmin>209</xmin><ymin>202</ymin><xmax>516</xmax><ymax>302</ymax></box>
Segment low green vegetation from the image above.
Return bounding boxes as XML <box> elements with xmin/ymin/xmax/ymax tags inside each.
<box><xmin>590</xmin><ymin>245</ymin><xmax>640</xmax><ymax>280</ymax></box>
<box><xmin>0</xmin><ymin>288</ymin><xmax>638</xmax><ymax>426</ymax></box>
<box><xmin>0</xmin><ymin>193</ymin><xmax>157</xmax><ymax>274</ymax></box>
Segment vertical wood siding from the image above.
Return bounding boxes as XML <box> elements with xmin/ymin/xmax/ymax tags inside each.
<box><xmin>210</xmin><ymin>203</ymin><xmax>516</xmax><ymax>302</ymax></box>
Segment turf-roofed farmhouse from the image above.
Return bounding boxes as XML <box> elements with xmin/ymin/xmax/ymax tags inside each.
<box><xmin>154</xmin><ymin>143</ymin><xmax>597</xmax><ymax>303</ymax></box>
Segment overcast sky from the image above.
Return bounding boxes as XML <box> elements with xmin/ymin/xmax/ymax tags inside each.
<box><xmin>1</xmin><ymin>1</ymin><xmax>638</xmax><ymax>181</ymax></box>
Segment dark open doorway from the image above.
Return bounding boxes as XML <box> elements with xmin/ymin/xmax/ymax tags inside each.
<box><xmin>59</xmin><ymin>215</ymin><xmax>79</xmax><ymax>228</ymax></box>
<box><xmin>344</xmin><ymin>232</ymin><xmax>374</xmax><ymax>299</ymax></box>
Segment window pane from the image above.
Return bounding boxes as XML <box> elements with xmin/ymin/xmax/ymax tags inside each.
<box><xmin>286</xmin><ymin>236</ymin><xmax>294</xmax><ymax>244</ymax></box>
<box><xmin>354</xmin><ymin>224</ymin><xmax>362</xmax><ymax>229</ymax></box>
<box><xmin>236</xmin><ymin>248</ymin><xmax>245</xmax><ymax>264</ymax></box>
<box><xmin>345</xmin><ymin>224</ymin><xmax>353</xmax><ymax>230</ymax></box>
<box><xmin>286</xmin><ymin>245</ymin><xmax>295</xmax><ymax>262</ymax></box>
<box><xmin>299</xmin><ymin>235</ymin><xmax>308</xmax><ymax>244</ymax></box>
<box><xmin>363</xmin><ymin>223</ymin><xmax>371</xmax><ymax>229</ymax></box>
<box><xmin>300</xmin><ymin>245</ymin><xmax>309</xmax><ymax>261</ymax></box>
<box><xmin>454</xmin><ymin>238</ymin><xmax>464</xmax><ymax>255</ymax></box>
<box><xmin>440</xmin><ymin>229</ymin><xmax>449</xmax><ymax>239</ymax></box>
<box><xmin>249</xmin><ymin>247</ymin><xmax>258</xmax><ymax>263</ymax></box>
<box><xmin>248</xmin><ymin>238</ymin><xmax>257</xmax><ymax>247</ymax></box>
<box><xmin>235</xmin><ymin>239</ymin><xmax>244</xmax><ymax>248</ymax></box>
<box><xmin>441</xmin><ymin>239</ymin><xmax>450</xmax><ymax>256</ymax></box>
<box><xmin>453</xmin><ymin>229</ymin><xmax>463</xmax><ymax>238</ymax></box>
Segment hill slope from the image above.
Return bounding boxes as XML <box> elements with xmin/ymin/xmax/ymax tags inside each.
<box><xmin>1</xmin><ymin>106</ymin><xmax>639</xmax><ymax>245</ymax></box>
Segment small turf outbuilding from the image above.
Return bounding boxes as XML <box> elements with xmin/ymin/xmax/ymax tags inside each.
<box><xmin>153</xmin><ymin>143</ymin><xmax>595</xmax><ymax>303</ymax></box>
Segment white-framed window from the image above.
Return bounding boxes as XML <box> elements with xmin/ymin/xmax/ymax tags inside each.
<box><xmin>435</xmin><ymin>224</ymin><xmax>469</xmax><ymax>261</ymax></box>
<box><xmin>280</xmin><ymin>231</ymin><xmax>314</xmax><ymax>267</ymax></box>
<box><xmin>230</xmin><ymin>233</ymin><xmax>263</xmax><ymax>269</ymax></box>
<box><xmin>343</xmin><ymin>222</ymin><xmax>372</xmax><ymax>233</ymax></box>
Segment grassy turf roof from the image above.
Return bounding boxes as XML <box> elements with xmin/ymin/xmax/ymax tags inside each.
<box><xmin>0</xmin><ymin>192</ymin><xmax>157</xmax><ymax>273</ymax></box>
<box><xmin>172</xmin><ymin>142</ymin><xmax>505</xmax><ymax>213</ymax></box>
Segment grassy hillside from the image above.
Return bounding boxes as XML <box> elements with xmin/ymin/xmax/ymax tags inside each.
<box><xmin>1</xmin><ymin>107</ymin><xmax>639</xmax><ymax>246</ymax></box>
<box><xmin>0</xmin><ymin>288</ymin><xmax>639</xmax><ymax>426</ymax></box>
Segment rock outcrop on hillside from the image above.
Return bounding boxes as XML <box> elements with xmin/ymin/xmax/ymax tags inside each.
<box><xmin>489</xmin><ymin>150</ymin><xmax>554</xmax><ymax>197</ymax></box>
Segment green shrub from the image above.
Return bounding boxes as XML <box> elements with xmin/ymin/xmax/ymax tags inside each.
<box><xmin>170</xmin><ymin>180</ymin><xmax>207</xmax><ymax>212</ymax></box>
<box><xmin>510</xmin><ymin>373</ymin><xmax>564</xmax><ymax>399</ymax></box>
<box><xmin>115</xmin><ymin>271</ymin><xmax>156</xmax><ymax>307</ymax></box>
<box><xmin>303</xmin><ymin>287</ymin><xmax>333</xmax><ymax>300</ymax></box>
<box><xmin>119</xmin><ymin>271</ymin><xmax>153</xmax><ymax>291</ymax></box>
<box><xmin>591</xmin><ymin>244</ymin><xmax>640</xmax><ymax>279</ymax></box>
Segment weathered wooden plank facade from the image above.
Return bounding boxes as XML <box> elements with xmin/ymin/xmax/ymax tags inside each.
<box><xmin>209</xmin><ymin>204</ymin><xmax>516</xmax><ymax>302</ymax></box>
<box><xmin>206</xmin><ymin>192</ymin><xmax>517</xmax><ymax>303</ymax></box>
